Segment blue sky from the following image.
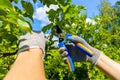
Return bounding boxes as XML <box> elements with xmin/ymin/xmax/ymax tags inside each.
<box><xmin>72</xmin><ymin>0</ymin><xmax>118</xmax><ymax>18</ymax></box>
<box><xmin>14</xmin><ymin>0</ymin><xmax>118</xmax><ymax>31</ymax></box>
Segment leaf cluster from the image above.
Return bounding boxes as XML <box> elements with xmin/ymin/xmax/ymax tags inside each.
<box><xmin>0</xmin><ymin>0</ymin><xmax>36</xmax><ymax>55</ymax></box>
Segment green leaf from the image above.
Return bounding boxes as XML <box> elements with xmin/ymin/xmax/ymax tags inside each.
<box><xmin>46</xmin><ymin>9</ymin><xmax>57</xmax><ymax>22</ymax></box>
<box><xmin>33</xmin><ymin>0</ymin><xmax>37</xmax><ymax>3</ymax></box>
<box><xmin>42</xmin><ymin>23</ymin><xmax>53</xmax><ymax>33</ymax></box>
<box><xmin>0</xmin><ymin>9</ymin><xmax>7</xmax><ymax>16</ymax></box>
<box><xmin>0</xmin><ymin>0</ymin><xmax>12</xmax><ymax>9</ymax></box>
<box><xmin>17</xmin><ymin>19</ymin><xmax>32</xmax><ymax>33</ymax></box>
<box><xmin>78</xmin><ymin>5</ymin><xmax>86</xmax><ymax>11</ymax></box>
<box><xmin>21</xmin><ymin>1</ymin><xmax>34</xmax><ymax>20</ymax></box>
<box><xmin>40</xmin><ymin>0</ymin><xmax>57</xmax><ymax>7</ymax></box>
<box><xmin>23</xmin><ymin>13</ymin><xmax>33</xmax><ymax>21</ymax></box>
<box><xmin>6</xmin><ymin>18</ymin><xmax>17</xmax><ymax>24</ymax></box>
<box><xmin>5</xmin><ymin>24</ymin><xmax>11</xmax><ymax>31</ymax></box>
<box><xmin>60</xmin><ymin>4</ymin><xmax>69</xmax><ymax>13</ymax></box>
<box><xmin>14</xmin><ymin>0</ymin><xmax>18</xmax><ymax>3</ymax></box>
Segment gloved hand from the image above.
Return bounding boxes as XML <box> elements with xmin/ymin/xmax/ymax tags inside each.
<box><xmin>18</xmin><ymin>31</ymin><xmax>46</xmax><ymax>58</ymax></box>
<box><xmin>59</xmin><ymin>36</ymin><xmax>101</xmax><ymax>65</ymax></box>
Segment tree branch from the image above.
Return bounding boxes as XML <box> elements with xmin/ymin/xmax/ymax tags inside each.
<box><xmin>0</xmin><ymin>50</ymin><xmax>18</xmax><ymax>57</ymax></box>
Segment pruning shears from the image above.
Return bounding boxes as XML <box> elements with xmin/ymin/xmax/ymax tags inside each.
<box><xmin>55</xmin><ymin>25</ymin><xmax>94</xmax><ymax>72</ymax></box>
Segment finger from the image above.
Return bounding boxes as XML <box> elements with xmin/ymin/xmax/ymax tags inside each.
<box><xmin>58</xmin><ymin>47</ymin><xmax>66</xmax><ymax>54</ymax></box>
<box><xmin>68</xmin><ymin>36</ymin><xmax>85</xmax><ymax>43</ymax></box>
<box><xmin>61</xmin><ymin>51</ymin><xmax>68</xmax><ymax>57</ymax></box>
<box><xmin>68</xmin><ymin>36</ymin><xmax>90</xmax><ymax>47</ymax></box>
<box><xmin>63</xmin><ymin>57</ymin><xmax>68</xmax><ymax>64</ymax></box>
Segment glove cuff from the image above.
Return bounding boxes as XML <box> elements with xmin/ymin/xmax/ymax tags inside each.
<box><xmin>17</xmin><ymin>32</ymin><xmax>45</xmax><ymax>58</ymax></box>
<box><xmin>88</xmin><ymin>48</ymin><xmax>101</xmax><ymax>65</ymax></box>
<box><xmin>17</xmin><ymin>46</ymin><xmax>45</xmax><ymax>58</ymax></box>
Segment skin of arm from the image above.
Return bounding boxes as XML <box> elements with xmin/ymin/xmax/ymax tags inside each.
<box><xmin>96</xmin><ymin>53</ymin><xmax>120</xmax><ymax>80</ymax></box>
<box><xmin>4</xmin><ymin>48</ymin><xmax>46</xmax><ymax>80</ymax></box>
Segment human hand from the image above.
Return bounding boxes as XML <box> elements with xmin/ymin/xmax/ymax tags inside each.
<box><xmin>18</xmin><ymin>31</ymin><xmax>46</xmax><ymax>57</ymax></box>
<box><xmin>59</xmin><ymin>35</ymin><xmax>101</xmax><ymax>65</ymax></box>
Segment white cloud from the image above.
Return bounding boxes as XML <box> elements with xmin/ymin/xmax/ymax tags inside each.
<box><xmin>33</xmin><ymin>4</ymin><xmax>59</xmax><ymax>27</ymax></box>
<box><xmin>86</xmin><ymin>18</ymin><xmax>96</xmax><ymax>25</ymax></box>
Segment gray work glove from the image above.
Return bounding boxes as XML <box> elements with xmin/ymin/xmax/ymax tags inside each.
<box><xmin>18</xmin><ymin>31</ymin><xmax>45</xmax><ymax>58</ymax></box>
<box><xmin>59</xmin><ymin>36</ymin><xmax>101</xmax><ymax>65</ymax></box>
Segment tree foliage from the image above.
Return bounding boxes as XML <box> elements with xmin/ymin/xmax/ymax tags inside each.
<box><xmin>0</xmin><ymin>0</ymin><xmax>34</xmax><ymax>79</ymax></box>
<box><xmin>43</xmin><ymin>0</ymin><xmax>120</xmax><ymax>79</ymax></box>
<box><xmin>0</xmin><ymin>0</ymin><xmax>120</xmax><ymax>80</ymax></box>
<box><xmin>0</xmin><ymin>0</ymin><xmax>33</xmax><ymax>55</ymax></box>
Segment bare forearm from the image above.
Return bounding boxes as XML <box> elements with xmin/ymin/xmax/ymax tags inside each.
<box><xmin>96</xmin><ymin>53</ymin><xmax>120</xmax><ymax>80</ymax></box>
<box><xmin>4</xmin><ymin>49</ymin><xmax>46</xmax><ymax>80</ymax></box>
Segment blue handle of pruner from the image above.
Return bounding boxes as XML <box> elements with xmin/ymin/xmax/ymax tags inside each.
<box><xmin>58</xmin><ymin>42</ymin><xmax>75</xmax><ymax>72</ymax></box>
